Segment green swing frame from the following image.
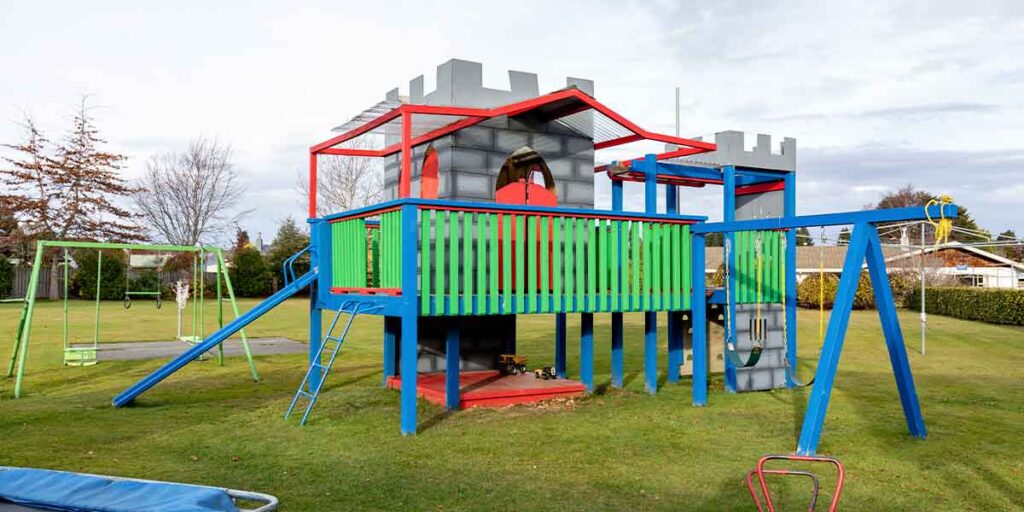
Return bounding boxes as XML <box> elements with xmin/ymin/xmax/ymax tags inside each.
<box><xmin>4</xmin><ymin>240</ymin><xmax>260</xmax><ymax>398</ymax></box>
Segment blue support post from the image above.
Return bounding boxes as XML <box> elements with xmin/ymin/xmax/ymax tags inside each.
<box><xmin>308</xmin><ymin>219</ymin><xmax>325</xmax><ymax>392</ymax></box>
<box><xmin>445</xmin><ymin>323</ymin><xmax>460</xmax><ymax>411</ymax></box>
<box><xmin>723</xmin><ymin>165</ymin><xmax>738</xmax><ymax>393</ymax></box>
<box><xmin>399</xmin><ymin>204</ymin><xmax>419</xmax><ymax>435</ymax></box>
<box><xmin>667</xmin><ymin>312</ymin><xmax>683</xmax><ymax>383</ymax></box>
<box><xmin>555</xmin><ymin>313</ymin><xmax>567</xmax><ymax>378</ymax></box>
<box><xmin>796</xmin><ymin>223</ymin><xmax>870</xmax><ymax>455</ymax></box>
<box><xmin>666</xmin><ymin>182</ymin><xmax>682</xmax><ymax>384</ymax></box>
<box><xmin>691</xmin><ymin>232</ymin><xmax>707</xmax><ymax>406</ymax></box>
<box><xmin>610</xmin><ymin>164</ymin><xmax>625</xmax><ymax>389</ymax></box>
<box><xmin>783</xmin><ymin>172</ymin><xmax>797</xmax><ymax>387</ymax></box>
<box><xmin>865</xmin><ymin>226</ymin><xmax>926</xmax><ymax>439</ymax></box>
<box><xmin>611</xmin><ymin>312</ymin><xmax>623</xmax><ymax>388</ymax></box>
<box><xmin>382</xmin><ymin>317</ymin><xmax>398</xmax><ymax>386</ymax></box>
<box><xmin>643</xmin><ymin>154</ymin><xmax>658</xmax><ymax>214</ymax></box>
<box><xmin>643</xmin><ymin>154</ymin><xmax>659</xmax><ymax>395</ymax></box>
<box><xmin>644</xmin><ymin>312</ymin><xmax>658</xmax><ymax>394</ymax></box>
<box><xmin>580</xmin><ymin>313</ymin><xmax>594</xmax><ymax>392</ymax></box>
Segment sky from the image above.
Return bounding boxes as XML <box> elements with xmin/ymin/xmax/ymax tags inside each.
<box><xmin>1</xmin><ymin>0</ymin><xmax>1022</xmax><ymax>245</ymax></box>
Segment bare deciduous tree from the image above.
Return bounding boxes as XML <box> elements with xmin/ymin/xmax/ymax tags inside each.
<box><xmin>296</xmin><ymin>139</ymin><xmax>384</xmax><ymax>216</ymax></box>
<box><xmin>134</xmin><ymin>137</ymin><xmax>248</xmax><ymax>246</ymax></box>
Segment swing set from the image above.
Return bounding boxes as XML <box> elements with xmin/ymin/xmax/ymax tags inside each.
<box><xmin>5</xmin><ymin>241</ymin><xmax>260</xmax><ymax>399</ymax></box>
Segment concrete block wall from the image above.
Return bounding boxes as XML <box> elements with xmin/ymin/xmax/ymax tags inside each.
<box><xmin>733</xmin><ymin>304</ymin><xmax>787</xmax><ymax>391</ymax></box>
<box><xmin>403</xmin><ymin>316</ymin><xmax>517</xmax><ymax>373</ymax></box>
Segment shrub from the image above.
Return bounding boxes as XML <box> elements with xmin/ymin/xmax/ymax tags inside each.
<box><xmin>0</xmin><ymin>255</ymin><xmax>12</xmax><ymax>298</ymax></box>
<box><xmin>71</xmin><ymin>250</ymin><xmax>127</xmax><ymax>300</ymax></box>
<box><xmin>797</xmin><ymin>272</ymin><xmax>840</xmax><ymax>308</ymax></box>
<box><xmin>230</xmin><ymin>246</ymin><xmax>270</xmax><ymax>297</ymax></box>
<box><xmin>905</xmin><ymin>287</ymin><xmax>1024</xmax><ymax>326</ymax></box>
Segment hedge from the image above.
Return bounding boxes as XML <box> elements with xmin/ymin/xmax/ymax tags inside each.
<box><xmin>796</xmin><ymin>271</ymin><xmax>917</xmax><ymax>310</ymax></box>
<box><xmin>0</xmin><ymin>255</ymin><xmax>12</xmax><ymax>298</ymax></box>
<box><xmin>905</xmin><ymin>287</ymin><xmax>1024</xmax><ymax>326</ymax></box>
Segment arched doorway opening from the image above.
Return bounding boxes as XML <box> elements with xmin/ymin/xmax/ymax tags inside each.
<box><xmin>495</xmin><ymin>146</ymin><xmax>557</xmax><ymax>206</ymax></box>
<box><xmin>420</xmin><ymin>144</ymin><xmax>439</xmax><ymax>199</ymax></box>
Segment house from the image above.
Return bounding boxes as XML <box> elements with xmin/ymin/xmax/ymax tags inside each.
<box><xmin>884</xmin><ymin>242</ymin><xmax>1024</xmax><ymax>289</ymax></box>
<box><xmin>704</xmin><ymin>242</ymin><xmax>1024</xmax><ymax>289</ymax></box>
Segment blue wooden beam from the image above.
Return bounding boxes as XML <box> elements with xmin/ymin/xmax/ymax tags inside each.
<box><xmin>644</xmin><ymin>311</ymin><xmax>657</xmax><ymax>394</ymax></box>
<box><xmin>723</xmin><ymin>165</ymin><xmax>737</xmax><ymax>393</ymax></box>
<box><xmin>555</xmin><ymin>313</ymin><xmax>567</xmax><ymax>378</ymax></box>
<box><xmin>783</xmin><ymin>172</ymin><xmax>797</xmax><ymax>388</ymax></box>
<box><xmin>865</xmin><ymin>226</ymin><xmax>927</xmax><ymax>439</ymax></box>
<box><xmin>382</xmin><ymin>317</ymin><xmax>398</xmax><ymax>386</ymax></box>
<box><xmin>692</xmin><ymin>205</ymin><xmax>958</xmax><ymax>234</ymax></box>
<box><xmin>691</xmin><ymin>232</ymin><xmax>707</xmax><ymax>406</ymax></box>
<box><xmin>580</xmin><ymin>313</ymin><xmax>594</xmax><ymax>393</ymax></box>
<box><xmin>399</xmin><ymin>203</ymin><xmax>419</xmax><ymax>435</ymax></box>
<box><xmin>611</xmin><ymin>312</ymin><xmax>623</xmax><ymax>388</ymax></box>
<box><xmin>445</xmin><ymin>323</ymin><xmax>460</xmax><ymax>411</ymax></box>
<box><xmin>796</xmin><ymin>222</ymin><xmax>871</xmax><ymax>454</ymax></box>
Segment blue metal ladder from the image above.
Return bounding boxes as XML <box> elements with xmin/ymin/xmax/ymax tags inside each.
<box><xmin>284</xmin><ymin>301</ymin><xmax>380</xmax><ymax>425</ymax></box>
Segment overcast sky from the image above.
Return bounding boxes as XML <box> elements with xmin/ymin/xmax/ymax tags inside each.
<box><xmin>2</xmin><ymin>1</ymin><xmax>1022</xmax><ymax>244</ymax></box>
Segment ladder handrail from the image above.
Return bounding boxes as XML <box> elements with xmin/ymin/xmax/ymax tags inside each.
<box><xmin>282</xmin><ymin>245</ymin><xmax>312</xmax><ymax>287</ymax></box>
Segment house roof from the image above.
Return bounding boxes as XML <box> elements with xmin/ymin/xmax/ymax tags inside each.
<box><xmin>884</xmin><ymin>242</ymin><xmax>1024</xmax><ymax>272</ymax></box>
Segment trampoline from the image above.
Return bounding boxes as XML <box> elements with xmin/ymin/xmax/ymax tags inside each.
<box><xmin>0</xmin><ymin>467</ymin><xmax>278</xmax><ymax>512</ymax></box>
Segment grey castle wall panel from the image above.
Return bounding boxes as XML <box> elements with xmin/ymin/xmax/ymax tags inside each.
<box><xmin>675</xmin><ymin>131</ymin><xmax>796</xmax><ymax>172</ymax></box>
<box><xmin>733</xmin><ymin>303</ymin><xmax>787</xmax><ymax>391</ymax></box>
<box><xmin>736</xmin><ymin>190</ymin><xmax>784</xmax><ymax>219</ymax></box>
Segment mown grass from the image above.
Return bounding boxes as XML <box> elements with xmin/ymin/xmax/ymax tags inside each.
<box><xmin>1</xmin><ymin>300</ymin><xmax>1022</xmax><ymax>511</ymax></box>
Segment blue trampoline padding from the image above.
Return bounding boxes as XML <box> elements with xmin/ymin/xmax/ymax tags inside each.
<box><xmin>0</xmin><ymin>468</ymin><xmax>239</xmax><ymax>512</ymax></box>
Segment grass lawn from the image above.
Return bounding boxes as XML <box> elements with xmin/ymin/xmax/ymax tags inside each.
<box><xmin>1</xmin><ymin>299</ymin><xmax>1022</xmax><ymax>511</ymax></box>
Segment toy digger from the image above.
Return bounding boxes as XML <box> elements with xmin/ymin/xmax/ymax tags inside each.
<box><xmin>498</xmin><ymin>354</ymin><xmax>528</xmax><ymax>375</ymax></box>
<box><xmin>534</xmin><ymin>366</ymin><xmax>558</xmax><ymax>380</ymax></box>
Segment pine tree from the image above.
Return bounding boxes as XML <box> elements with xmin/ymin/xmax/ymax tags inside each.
<box><xmin>795</xmin><ymin>227</ymin><xmax>814</xmax><ymax>246</ymax></box>
<box><xmin>1</xmin><ymin>101</ymin><xmax>142</xmax><ymax>297</ymax></box>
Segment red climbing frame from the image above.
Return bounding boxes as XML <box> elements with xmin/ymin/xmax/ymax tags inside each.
<box><xmin>306</xmin><ymin>87</ymin><xmax>716</xmax><ymax>217</ymax></box>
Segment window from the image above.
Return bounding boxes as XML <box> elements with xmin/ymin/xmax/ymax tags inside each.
<box><xmin>957</xmin><ymin>274</ymin><xmax>984</xmax><ymax>288</ymax></box>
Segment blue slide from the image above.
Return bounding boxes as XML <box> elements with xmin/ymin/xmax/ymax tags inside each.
<box><xmin>113</xmin><ymin>270</ymin><xmax>317</xmax><ymax>407</ymax></box>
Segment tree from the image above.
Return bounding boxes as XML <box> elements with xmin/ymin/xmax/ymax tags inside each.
<box><xmin>705</xmin><ymin>232</ymin><xmax>724</xmax><ymax>247</ymax></box>
<box><xmin>1</xmin><ymin>102</ymin><xmax>141</xmax><ymax>297</ymax></box>
<box><xmin>296</xmin><ymin>139</ymin><xmax>384</xmax><ymax>216</ymax></box>
<box><xmin>872</xmin><ymin>184</ymin><xmax>986</xmax><ymax>244</ymax></box>
<box><xmin>995</xmin><ymin>230</ymin><xmax>1024</xmax><ymax>262</ymax></box>
<box><xmin>230</xmin><ymin>245</ymin><xmax>270</xmax><ymax>297</ymax></box>
<box><xmin>795</xmin><ymin>227</ymin><xmax>814</xmax><ymax>246</ymax></box>
<box><xmin>266</xmin><ymin>216</ymin><xmax>310</xmax><ymax>288</ymax></box>
<box><xmin>134</xmin><ymin>137</ymin><xmax>248</xmax><ymax>246</ymax></box>
<box><xmin>837</xmin><ymin>227</ymin><xmax>851</xmax><ymax>245</ymax></box>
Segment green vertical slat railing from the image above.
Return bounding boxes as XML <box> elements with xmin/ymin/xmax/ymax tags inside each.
<box><xmin>596</xmin><ymin>220</ymin><xmax>606</xmax><ymax>312</ymax></box>
<box><xmin>586</xmin><ymin>220</ymin><xmax>596</xmax><ymax>312</ymax></box>
<box><xmin>421</xmin><ymin>210</ymin><xmax>431</xmax><ymax>314</ymax></box>
<box><xmin>435</xmin><ymin>212</ymin><xmax>447</xmax><ymax>315</ymax></box>
<box><xmin>682</xmin><ymin>224</ymin><xmax>691</xmax><ymax>310</ymax></box>
<box><xmin>610</xmin><ymin>220</ymin><xmax>620</xmax><ymax>311</ymax></box>
<box><xmin>514</xmin><ymin>215</ymin><xmax>525</xmax><ymax>313</ymax></box>
<box><xmin>476</xmin><ymin>213</ymin><xmax>486</xmax><ymax>314</ymax></box>
<box><xmin>449</xmin><ymin>213</ymin><xmax>460</xmax><ymax>315</ymax></box>
<box><xmin>574</xmin><ymin>218</ymin><xmax>585</xmax><ymax>313</ymax></box>
<box><xmin>540</xmin><ymin>217</ymin><xmax>550</xmax><ymax>313</ymax></box>
<box><xmin>463</xmin><ymin>212</ymin><xmax>472</xmax><ymax>314</ymax></box>
<box><xmin>565</xmin><ymin>218</ymin><xmax>576</xmax><ymax>312</ymax></box>
<box><xmin>488</xmin><ymin>213</ymin><xmax>499</xmax><ymax>314</ymax></box>
<box><xmin>626</xmin><ymin>221</ymin><xmax>634</xmax><ymax>311</ymax></box>
<box><xmin>552</xmin><ymin>218</ymin><xmax>563</xmax><ymax>313</ymax></box>
<box><xmin>527</xmin><ymin>216</ymin><xmax>538</xmax><ymax>314</ymax></box>
<box><xmin>502</xmin><ymin>214</ymin><xmax>512</xmax><ymax>314</ymax></box>
<box><xmin>669</xmin><ymin>224</ymin><xmax>679</xmax><ymax>310</ymax></box>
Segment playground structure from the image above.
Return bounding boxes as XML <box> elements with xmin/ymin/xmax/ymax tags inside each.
<box><xmin>110</xmin><ymin>59</ymin><xmax>959</xmax><ymax>456</ymax></box>
<box><xmin>6</xmin><ymin>240</ymin><xmax>259</xmax><ymax>398</ymax></box>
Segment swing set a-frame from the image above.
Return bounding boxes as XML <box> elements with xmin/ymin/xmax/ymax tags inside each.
<box><xmin>5</xmin><ymin>240</ymin><xmax>260</xmax><ymax>399</ymax></box>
